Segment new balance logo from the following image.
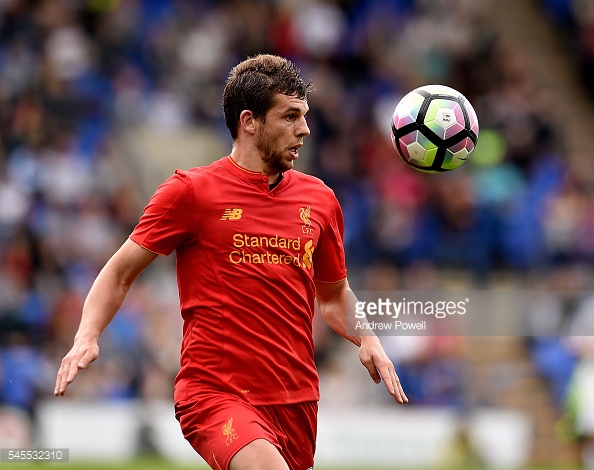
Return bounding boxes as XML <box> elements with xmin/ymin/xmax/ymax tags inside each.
<box><xmin>221</xmin><ymin>208</ymin><xmax>243</xmax><ymax>220</ymax></box>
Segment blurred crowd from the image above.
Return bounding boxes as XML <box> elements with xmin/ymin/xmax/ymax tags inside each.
<box><xmin>1</xmin><ymin>0</ymin><xmax>594</xmax><ymax>460</ymax></box>
<box><xmin>542</xmin><ymin>0</ymin><xmax>594</xmax><ymax>101</ymax></box>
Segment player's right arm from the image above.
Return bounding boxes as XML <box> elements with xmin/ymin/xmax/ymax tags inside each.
<box><xmin>54</xmin><ymin>239</ymin><xmax>158</xmax><ymax>396</ymax></box>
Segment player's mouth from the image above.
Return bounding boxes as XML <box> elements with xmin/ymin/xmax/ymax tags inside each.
<box><xmin>288</xmin><ymin>144</ymin><xmax>302</xmax><ymax>159</ymax></box>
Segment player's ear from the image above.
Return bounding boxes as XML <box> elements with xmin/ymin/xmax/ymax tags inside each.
<box><xmin>239</xmin><ymin>110</ymin><xmax>257</xmax><ymax>135</ymax></box>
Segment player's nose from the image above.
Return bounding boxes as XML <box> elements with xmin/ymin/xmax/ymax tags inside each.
<box><xmin>295</xmin><ymin>116</ymin><xmax>310</xmax><ymax>137</ymax></box>
<box><xmin>297</xmin><ymin>116</ymin><xmax>310</xmax><ymax>137</ymax></box>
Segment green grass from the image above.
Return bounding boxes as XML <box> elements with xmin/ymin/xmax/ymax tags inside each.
<box><xmin>12</xmin><ymin>464</ymin><xmax>372</xmax><ymax>470</ymax></box>
<box><xmin>0</xmin><ymin>457</ymin><xmax>583</xmax><ymax>470</ymax></box>
<box><xmin>0</xmin><ymin>465</ymin><xmax>583</xmax><ymax>470</ymax></box>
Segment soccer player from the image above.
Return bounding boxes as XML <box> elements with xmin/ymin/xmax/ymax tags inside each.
<box><xmin>55</xmin><ymin>54</ymin><xmax>407</xmax><ymax>470</ymax></box>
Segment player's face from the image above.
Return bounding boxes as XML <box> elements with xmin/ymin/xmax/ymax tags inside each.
<box><xmin>256</xmin><ymin>94</ymin><xmax>310</xmax><ymax>173</ymax></box>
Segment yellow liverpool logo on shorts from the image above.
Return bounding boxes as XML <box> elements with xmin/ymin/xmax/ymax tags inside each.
<box><xmin>222</xmin><ymin>417</ymin><xmax>239</xmax><ymax>446</ymax></box>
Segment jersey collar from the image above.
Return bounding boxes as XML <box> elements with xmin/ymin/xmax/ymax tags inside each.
<box><xmin>222</xmin><ymin>155</ymin><xmax>278</xmax><ymax>185</ymax></box>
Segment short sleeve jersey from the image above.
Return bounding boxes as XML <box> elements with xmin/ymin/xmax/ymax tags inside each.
<box><xmin>130</xmin><ymin>156</ymin><xmax>347</xmax><ymax>405</ymax></box>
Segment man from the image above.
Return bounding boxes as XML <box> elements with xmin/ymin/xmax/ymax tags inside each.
<box><xmin>55</xmin><ymin>54</ymin><xmax>407</xmax><ymax>470</ymax></box>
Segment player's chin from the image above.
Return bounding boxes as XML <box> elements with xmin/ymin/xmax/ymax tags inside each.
<box><xmin>280</xmin><ymin>157</ymin><xmax>294</xmax><ymax>172</ymax></box>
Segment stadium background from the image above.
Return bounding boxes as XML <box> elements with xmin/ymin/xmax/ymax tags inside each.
<box><xmin>1</xmin><ymin>0</ymin><xmax>594</xmax><ymax>468</ymax></box>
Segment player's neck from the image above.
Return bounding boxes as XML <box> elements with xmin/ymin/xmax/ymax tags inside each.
<box><xmin>229</xmin><ymin>148</ymin><xmax>280</xmax><ymax>185</ymax></box>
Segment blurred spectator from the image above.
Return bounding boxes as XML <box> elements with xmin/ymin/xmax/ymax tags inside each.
<box><xmin>0</xmin><ymin>0</ymin><xmax>591</xmax><ymax>439</ymax></box>
<box><xmin>565</xmin><ymin>292</ymin><xmax>594</xmax><ymax>469</ymax></box>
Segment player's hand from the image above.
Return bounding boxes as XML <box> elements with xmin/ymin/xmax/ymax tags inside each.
<box><xmin>54</xmin><ymin>340</ymin><xmax>99</xmax><ymax>396</ymax></box>
<box><xmin>359</xmin><ymin>336</ymin><xmax>408</xmax><ymax>404</ymax></box>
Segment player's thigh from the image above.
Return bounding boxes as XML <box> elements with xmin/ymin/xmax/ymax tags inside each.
<box><xmin>175</xmin><ymin>393</ymin><xmax>283</xmax><ymax>470</ymax></box>
<box><xmin>261</xmin><ymin>401</ymin><xmax>317</xmax><ymax>470</ymax></box>
<box><xmin>229</xmin><ymin>438</ymin><xmax>289</xmax><ymax>470</ymax></box>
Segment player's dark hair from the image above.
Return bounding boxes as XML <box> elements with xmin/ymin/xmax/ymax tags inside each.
<box><xmin>223</xmin><ymin>54</ymin><xmax>313</xmax><ymax>139</ymax></box>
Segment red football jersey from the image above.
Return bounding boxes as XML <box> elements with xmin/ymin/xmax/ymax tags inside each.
<box><xmin>130</xmin><ymin>156</ymin><xmax>347</xmax><ymax>405</ymax></box>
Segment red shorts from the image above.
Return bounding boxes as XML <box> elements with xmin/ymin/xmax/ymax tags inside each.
<box><xmin>175</xmin><ymin>392</ymin><xmax>317</xmax><ymax>470</ymax></box>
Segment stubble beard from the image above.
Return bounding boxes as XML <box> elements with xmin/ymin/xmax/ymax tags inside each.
<box><xmin>257</xmin><ymin>130</ymin><xmax>293</xmax><ymax>174</ymax></box>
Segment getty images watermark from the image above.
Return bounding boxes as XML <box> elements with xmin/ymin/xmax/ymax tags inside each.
<box><xmin>349</xmin><ymin>290</ymin><xmax>594</xmax><ymax>336</ymax></box>
<box><xmin>355</xmin><ymin>297</ymin><xmax>469</xmax><ymax>332</ymax></box>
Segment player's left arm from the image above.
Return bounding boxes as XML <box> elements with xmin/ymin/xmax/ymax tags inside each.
<box><xmin>315</xmin><ymin>279</ymin><xmax>408</xmax><ymax>404</ymax></box>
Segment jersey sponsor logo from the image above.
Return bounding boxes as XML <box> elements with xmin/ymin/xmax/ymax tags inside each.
<box><xmin>300</xmin><ymin>206</ymin><xmax>314</xmax><ymax>235</ymax></box>
<box><xmin>221</xmin><ymin>208</ymin><xmax>243</xmax><ymax>220</ymax></box>
<box><xmin>232</xmin><ymin>233</ymin><xmax>301</xmax><ymax>250</ymax></box>
<box><xmin>228</xmin><ymin>233</ymin><xmax>314</xmax><ymax>269</ymax></box>
<box><xmin>303</xmin><ymin>240</ymin><xmax>314</xmax><ymax>270</ymax></box>
<box><xmin>222</xmin><ymin>417</ymin><xmax>239</xmax><ymax>446</ymax></box>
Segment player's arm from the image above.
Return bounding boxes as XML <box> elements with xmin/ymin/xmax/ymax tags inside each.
<box><xmin>315</xmin><ymin>279</ymin><xmax>408</xmax><ymax>404</ymax></box>
<box><xmin>54</xmin><ymin>239</ymin><xmax>158</xmax><ymax>396</ymax></box>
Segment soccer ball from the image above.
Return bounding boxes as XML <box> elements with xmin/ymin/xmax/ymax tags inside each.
<box><xmin>391</xmin><ymin>85</ymin><xmax>479</xmax><ymax>173</ymax></box>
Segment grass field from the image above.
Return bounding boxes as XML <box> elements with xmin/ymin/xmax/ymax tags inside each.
<box><xmin>0</xmin><ymin>466</ymin><xmax>582</xmax><ymax>470</ymax></box>
<box><xmin>0</xmin><ymin>458</ymin><xmax>583</xmax><ymax>470</ymax></box>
